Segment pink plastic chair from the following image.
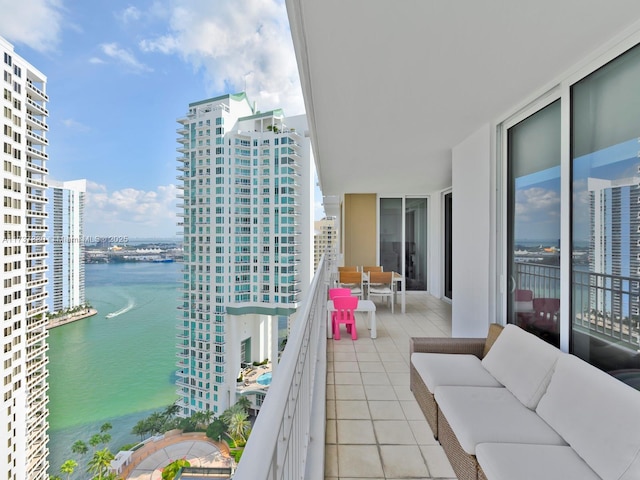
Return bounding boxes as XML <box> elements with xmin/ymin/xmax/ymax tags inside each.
<box><xmin>333</xmin><ymin>295</ymin><xmax>359</xmax><ymax>340</ymax></box>
<box><xmin>329</xmin><ymin>288</ymin><xmax>352</xmax><ymax>332</ymax></box>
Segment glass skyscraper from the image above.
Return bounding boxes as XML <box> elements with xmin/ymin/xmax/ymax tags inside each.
<box><xmin>176</xmin><ymin>93</ymin><xmax>311</xmax><ymax>416</ymax></box>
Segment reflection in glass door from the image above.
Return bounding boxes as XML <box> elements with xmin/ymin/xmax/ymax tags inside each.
<box><xmin>379</xmin><ymin>197</ymin><xmax>428</xmax><ymax>291</ymax></box>
<box><xmin>507</xmin><ymin>100</ymin><xmax>561</xmax><ymax>347</ymax></box>
<box><xmin>405</xmin><ymin>198</ymin><xmax>428</xmax><ymax>291</ymax></box>
<box><xmin>380</xmin><ymin>198</ymin><xmax>403</xmax><ymax>274</ymax></box>
<box><xmin>571</xmin><ymin>44</ymin><xmax>640</xmax><ymax>375</ymax></box>
<box><xmin>444</xmin><ymin>192</ymin><xmax>452</xmax><ymax>300</ymax></box>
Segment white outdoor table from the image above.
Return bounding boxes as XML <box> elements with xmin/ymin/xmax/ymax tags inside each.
<box><xmin>327</xmin><ymin>299</ymin><xmax>377</xmax><ymax>339</ymax></box>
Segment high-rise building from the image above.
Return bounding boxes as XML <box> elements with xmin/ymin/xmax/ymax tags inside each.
<box><xmin>45</xmin><ymin>179</ymin><xmax>86</xmax><ymax>316</ymax></box>
<box><xmin>0</xmin><ymin>37</ymin><xmax>50</xmax><ymax>480</ymax></box>
<box><xmin>313</xmin><ymin>217</ymin><xmax>336</xmax><ymax>271</ymax></box>
<box><xmin>588</xmin><ymin>176</ymin><xmax>640</xmax><ymax>322</ymax></box>
<box><xmin>176</xmin><ymin>93</ymin><xmax>311</xmax><ymax>416</ymax></box>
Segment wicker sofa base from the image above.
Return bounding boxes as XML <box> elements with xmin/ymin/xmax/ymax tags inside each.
<box><xmin>478</xmin><ymin>466</ymin><xmax>488</xmax><ymax>480</ymax></box>
<box><xmin>409</xmin><ymin>362</ymin><xmax>439</xmax><ymax>438</ymax></box>
<box><xmin>438</xmin><ymin>408</ymin><xmax>479</xmax><ymax>480</ymax></box>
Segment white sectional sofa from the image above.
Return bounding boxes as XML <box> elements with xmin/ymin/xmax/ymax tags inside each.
<box><xmin>410</xmin><ymin>324</ymin><xmax>640</xmax><ymax>480</ymax></box>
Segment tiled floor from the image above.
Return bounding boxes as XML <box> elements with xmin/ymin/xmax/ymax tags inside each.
<box><xmin>325</xmin><ymin>292</ymin><xmax>457</xmax><ymax>480</ymax></box>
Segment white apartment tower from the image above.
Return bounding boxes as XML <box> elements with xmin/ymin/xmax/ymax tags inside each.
<box><xmin>314</xmin><ymin>217</ymin><xmax>336</xmax><ymax>271</ymax></box>
<box><xmin>176</xmin><ymin>93</ymin><xmax>311</xmax><ymax>416</ymax></box>
<box><xmin>1</xmin><ymin>37</ymin><xmax>50</xmax><ymax>479</ymax></box>
<box><xmin>45</xmin><ymin>179</ymin><xmax>86</xmax><ymax>315</ymax></box>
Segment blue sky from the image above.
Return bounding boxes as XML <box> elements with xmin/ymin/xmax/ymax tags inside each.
<box><xmin>0</xmin><ymin>0</ymin><xmax>323</xmax><ymax>238</ymax></box>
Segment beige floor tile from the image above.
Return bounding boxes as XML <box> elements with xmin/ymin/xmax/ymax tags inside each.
<box><xmin>356</xmin><ymin>352</ymin><xmax>381</xmax><ymax>362</ymax></box>
<box><xmin>400</xmin><ymin>399</ymin><xmax>427</xmax><ymax>420</ymax></box>
<box><xmin>358</xmin><ymin>361</ymin><xmax>386</xmax><ymax>373</ymax></box>
<box><xmin>337</xmin><ymin>445</ymin><xmax>385</xmax><ymax>477</ymax></box>
<box><xmin>364</xmin><ymin>384</ymin><xmax>398</xmax><ymax>401</ymax></box>
<box><xmin>333</xmin><ymin>361</ymin><xmax>360</xmax><ymax>372</ymax></box>
<box><xmin>337</xmin><ymin>419</ymin><xmax>376</xmax><ymax>444</ymax></box>
<box><xmin>361</xmin><ymin>372</ymin><xmax>391</xmax><ymax>385</ymax></box>
<box><xmin>392</xmin><ymin>384</ymin><xmax>414</xmax><ymax>401</ymax></box>
<box><xmin>421</xmin><ymin>444</ymin><xmax>457</xmax><ymax>478</ymax></box>
<box><xmin>326</xmin><ymin>419</ymin><xmax>337</xmax><ymax>444</ymax></box>
<box><xmin>384</xmin><ymin>361</ymin><xmax>409</xmax><ymax>373</ymax></box>
<box><xmin>380</xmin><ymin>445</ymin><xmax>430</xmax><ymax>478</ymax></box>
<box><xmin>325</xmin><ymin>443</ymin><xmax>338</xmax><ymax>477</ymax></box>
<box><xmin>335</xmin><ymin>400</ymin><xmax>370</xmax><ymax>419</ymax></box>
<box><xmin>333</xmin><ymin>351</ymin><xmax>358</xmax><ymax>362</ymax></box>
<box><xmin>326</xmin><ymin>399</ymin><xmax>335</xmax><ymax>419</ymax></box>
<box><xmin>368</xmin><ymin>400</ymin><xmax>407</xmax><ymax>420</ymax></box>
<box><xmin>409</xmin><ymin>419</ymin><xmax>439</xmax><ymax>445</ymax></box>
<box><xmin>373</xmin><ymin>419</ymin><xmax>416</xmax><ymax>445</ymax></box>
<box><xmin>334</xmin><ymin>371</ymin><xmax>363</xmax><ymax>385</ymax></box>
<box><xmin>334</xmin><ymin>384</ymin><xmax>366</xmax><ymax>400</ymax></box>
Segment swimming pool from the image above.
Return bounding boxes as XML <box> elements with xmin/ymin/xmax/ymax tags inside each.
<box><xmin>256</xmin><ymin>372</ymin><xmax>272</xmax><ymax>386</ymax></box>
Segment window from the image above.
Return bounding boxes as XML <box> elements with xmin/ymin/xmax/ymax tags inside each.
<box><xmin>571</xmin><ymin>43</ymin><xmax>640</xmax><ymax>374</ymax></box>
<box><xmin>506</xmin><ymin>100</ymin><xmax>561</xmax><ymax>347</ymax></box>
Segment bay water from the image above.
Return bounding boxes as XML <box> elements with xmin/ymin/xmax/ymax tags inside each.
<box><xmin>47</xmin><ymin>262</ymin><xmax>181</xmax><ymax>475</ymax></box>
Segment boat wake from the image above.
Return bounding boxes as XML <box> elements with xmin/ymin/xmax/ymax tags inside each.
<box><xmin>105</xmin><ymin>299</ymin><xmax>135</xmax><ymax>319</ymax></box>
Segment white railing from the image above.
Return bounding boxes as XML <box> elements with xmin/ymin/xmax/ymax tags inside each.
<box><xmin>233</xmin><ymin>254</ymin><xmax>331</xmax><ymax>480</ymax></box>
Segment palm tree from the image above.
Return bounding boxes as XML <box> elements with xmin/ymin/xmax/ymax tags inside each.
<box><xmin>163</xmin><ymin>402</ymin><xmax>181</xmax><ymax>418</ymax></box>
<box><xmin>148</xmin><ymin>411</ymin><xmax>166</xmax><ymax>435</ymax></box>
<box><xmin>89</xmin><ymin>433</ymin><xmax>104</xmax><ymax>451</ymax></box>
<box><xmin>100</xmin><ymin>422</ymin><xmax>112</xmax><ymax>434</ymax></box>
<box><xmin>235</xmin><ymin>396</ymin><xmax>252</xmax><ymax>414</ymax></box>
<box><xmin>87</xmin><ymin>448</ymin><xmax>115</xmax><ymax>480</ymax></box>
<box><xmin>71</xmin><ymin>440</ymin><xmax>88</xmax><ymax>456</ymax></box>
<box><xmin>132</xmin><ymin>419</ymin><xmax>148</xmax><ymax>441</ymax></box>
<box><xmin>60</xmin><ymin>459</ymin><xmax>77</xmax><ymax>480</ymax></box>
<box><xmin>227</xmin><ymin>411</ymin><xmax>250</xmax><ymax>444</ymax></box>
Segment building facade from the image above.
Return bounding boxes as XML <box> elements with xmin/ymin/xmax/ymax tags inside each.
<box><xmin>45</xmin><ymin>179</ymin><xmax>86</xmax><ymax>315</ymax></box>
<box><xmin>313</xmin><ymin>217</ymin><xmax>336</xmax><ymax>271</ymax></box>
<box><xmin>176</xmin><ymin>93</ymin><xmax>311</xmax><ymax>416</ymax></box>
<box><xmin>0</xmin><ymin>37</ymin><xmax>50</xmax><ymax>480</ymax></box>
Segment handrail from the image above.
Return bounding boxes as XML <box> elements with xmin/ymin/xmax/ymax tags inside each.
<box><xmin>232</xmin><ymin>254</ymin><xmax>330</xmax><ymax>479</ymax></box>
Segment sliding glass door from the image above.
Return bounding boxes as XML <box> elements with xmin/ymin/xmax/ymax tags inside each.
<box><xmin>506</xmin><ymin>100</ymin><xmax>561</xmax><ymax>347</ymax></box>
<box><xmin>379</xmin><ymin>197</ymin><xmax>428</xmax><ymax>291</ymax></box>
<box><xmin>571</xmin><ymin>44</ymin><xmax>640</xmax><ymax>375</ymax></box>
<box><xmin>501</xmin><ymin>41</ymin><xmax>640</xmax><ymax>384</ymax></box>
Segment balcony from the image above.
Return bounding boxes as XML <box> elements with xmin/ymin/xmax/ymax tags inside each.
<box><xmin>233</xmin><ymin>256</ymin><xmax>456</xmax><ymax>479</ymax></box>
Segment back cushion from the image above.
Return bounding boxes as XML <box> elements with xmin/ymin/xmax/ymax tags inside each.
<box><xmin>537</xmin><ymin>354</ymin><xmax>640</xmax><ymax>480</ymax></box>
<box><xmin>481</xmin><ymin>324</ymin><xmax>561</xmax><ymax>409</ymax></box>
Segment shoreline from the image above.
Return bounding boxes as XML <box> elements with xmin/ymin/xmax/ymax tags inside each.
<box><xmin>47</xmin><ymin>308</ymin><xmax>98</xmax><ymax>329</ymax></box>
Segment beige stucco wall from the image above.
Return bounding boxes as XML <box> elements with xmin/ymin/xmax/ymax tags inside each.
<box><xmin>343</xmin><ymin>194</ymin><xmax>377</xmax><ymax>267</ymax></box>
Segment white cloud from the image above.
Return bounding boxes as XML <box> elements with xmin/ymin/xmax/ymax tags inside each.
<box><xmin>89</xmin><ymin>57</ymin><xmax>105</xmax><ymax>64</ymax></box>
<box><xmin>138</xmin><ymin>0</ymin><xmax>304</xmax><ymax>115</ymax></box>
<box><xmin>100</xmin><ymin>42</ymin><xmax>153</xmax><ymax>73</ymax></box>
<box><xmin>0</xmin><ymin>0</ymin><xmax>65</xmax><ymax>52</ymax></box>
<box><xmin>85</xmin><ymin>182</ymin><xmax>177</xmax><ymax>237</ymax></box>
<box><xmin>119</xmin><ymin>5</ymin><xmax>141</xmax><ymax>23</ymax></box>
<box><xmin>61</xmin><ymin>118</ymin><xmax>90</xmax><ymax>131</ymax></box>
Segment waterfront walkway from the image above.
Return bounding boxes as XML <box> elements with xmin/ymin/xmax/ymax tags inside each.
<box><xmin>121</xmin><ymin>431</ymin><xmax>232</xmax><ymax>479</ymax></box>
<box><xmin>46</xmin><ymin>308</ymin><xmax>98</xmax><ymax>329</ymax></box>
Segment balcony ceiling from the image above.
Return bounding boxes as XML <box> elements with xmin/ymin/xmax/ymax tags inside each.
<box><xmin>287</xmin><ymin>0</ymin><xmax>640</xmax><ymax>203</ymax></box>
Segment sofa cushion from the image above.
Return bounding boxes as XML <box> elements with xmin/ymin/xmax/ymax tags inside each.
<box><xmin>481</xmin><ymin>324</ymin><xmax>561</xmax><ymax>409</ymax></box>
<box><xmin>537</xmin><ymin>354</ymin><xmax>640</xmax><ymax>480</ymax></box>
<box><xmin>477</xmin><ymin>443</ymin><xmax>601</xmax><ymax>480</ymax></box>
<box><xmin>482</xmin><ymin>323</ymin><xmax>504</xmax><ymax>357</ymax></box>
<box><xmin>435</xmin><ymin>386</ymin><xmax>566</xmax><ymax>455</ymax></box>
<box><xmin>411</xmin><ymin>352</ymin><xmax>503</xmax><ymax>392</ymax></box>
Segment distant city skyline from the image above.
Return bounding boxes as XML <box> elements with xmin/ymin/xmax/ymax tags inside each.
<box><xmin>0</xmin><ymin>0</ymin><xmax>324</xmax><ymax>238</ymax></box>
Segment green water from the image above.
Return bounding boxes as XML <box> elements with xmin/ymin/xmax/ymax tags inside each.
<box><xmin>47</xmin><ymin>262</ymin><xmax>180</xmax><ymax>474</ymax></box>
